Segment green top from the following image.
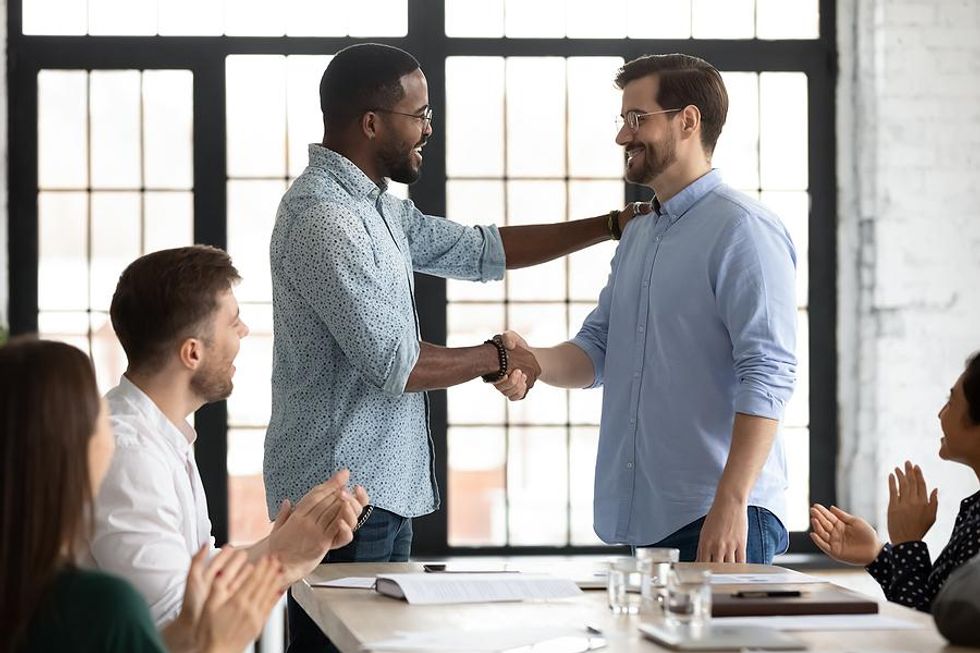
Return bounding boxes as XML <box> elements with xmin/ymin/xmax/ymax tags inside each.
<box><xmin>20</xmin><ymin>566</ymin><xmax>165</xmax><ymax>653</ymax></box>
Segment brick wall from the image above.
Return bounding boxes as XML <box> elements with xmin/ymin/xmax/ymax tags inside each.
<box><xmin>837</xmin><ymin>0</ymin><xmax>980</xmax><ymax>555</ymax></box>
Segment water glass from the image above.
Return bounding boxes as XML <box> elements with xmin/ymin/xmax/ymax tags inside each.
<box><xmin>636</xmin><ymin>547</ymin><xmax>680</xmax><ymax>617</ymax></box>
<box><xmin>665</xmin><ymin>568</ymin><xmax>712</xmax><ymax>627</ymax></box>
<box><xmin>606</xmin><ymin>557</ymin><xmax>640</xmax><ymax>615</ymax></box>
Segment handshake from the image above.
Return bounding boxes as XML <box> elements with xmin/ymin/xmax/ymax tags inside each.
<box><xmin>488</xmin><ymin>331</ymin><xmax>538</xmax><ymax>401</ymax></box>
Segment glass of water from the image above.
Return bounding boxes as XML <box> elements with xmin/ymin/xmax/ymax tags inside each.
<box><xmin>606</xmin><ymin>557</ymin><xmax>640</xmax><ymax>615</ymax></box>
<box><xmin>665</xmin><ymin>568</ymin><xmax>712</xmax><ymax>627</ymax></box>
<box><xmin>636</xmin><ymin>547</ymin><xmax>680</xmax><ymax>617</ymax></box>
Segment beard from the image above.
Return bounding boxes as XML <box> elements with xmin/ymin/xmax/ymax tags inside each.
<box><xmin>626</xmin><ymin>134</ymin><xmax>677</xmax><ymax>185</ymax></box>
<box><xmin>379</xmin><ymin>136</ymin><xmax>425</xmax><ymax>185</ymax></box>
<box><xmin>190</xmin><ymin>358</ymin><xmax>234</xmax><ymax>404</ymax></box>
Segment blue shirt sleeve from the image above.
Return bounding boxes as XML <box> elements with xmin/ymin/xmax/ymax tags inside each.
<box><xmin>398</xmin><ymin>200</ymin><xmax>506</xmax><ymax>281</ymax></box>
<box><xmin>711</xmin><ymin>214</ymin><xmax>797</xmax><ymax>419</ymax></box>
<box><xmin>570</xmin><ymin>239</ymin><xmax>626</xmax><ymax>389</ymax></box>
<box><xmin>282</xmin><ymin>201</ymin><xmax>420</xmax><ymax>395</ymax></box>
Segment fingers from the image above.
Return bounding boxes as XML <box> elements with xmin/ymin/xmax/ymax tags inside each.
<box><xmin>894</xmin><ymin>464</ymin><xmax>909</xmax><ymax>501</ymax></box>
<box><xmin>353</xmin><ymin>485</ymin><xmax>369</xmax><ymax>512</ymax></box>
<box><xmin>809</xmin><ymin>512</ymin><xmax>832</xmax><ymax>542</ymax></box>
<box><xmin>888</xmin><ymin>472</ymin><xmax>899</xmax><ymax>505</ymax></box>
<box><xmin>827</xmin><ymin>505</ymin><xmax>855</xmax><ymax>524</ymax></box>
<box><xmin>499</xmin><ymin>331</ymin><xmax>519</xmax><ymax>350</ymax></box>
<box><xmin>272</xmin><ymin>498</ymin><xmax>292</xmax><ymax>531</ymax></box>
<box><xmin>494</xmin><ymin>371</ymin><xmax>528</xmax><ymax>401</ymax></box>
<box><xmin>635</xmin><ymin>201</ymin><xmax>653</xmax><ymax>215</ymax></box>
<box><xmin>293</xmin><ymin>480</ymin><xmax>343</xmax><ymax>519</ymax></box>
<box><xmin>913</xmin><ymin>464</ymin><xmax>927</xmax><ymax>500</ymax></box>
<box><xmin>929</xmin><ymin>488</ymin><xmax>939</xmax><ymax>517</ymax></box>
<box><xmin>189</xmin><ymin>543</ymin><xmax>210</xmax><ymax>576</ymax></box>
<box><xmin>809</xmin><ymin>531</ymin><xmax>834</xmax><ymax>557</ymax></box>
<box><xmin>205</xmin><ymin>546</ymin><xmax>242</xmax><ymax>586</ymax></box>
<box><xmin>810</xmin><ymin>503</ymin><xmax>840</xmax><ymax>528</ymax></box>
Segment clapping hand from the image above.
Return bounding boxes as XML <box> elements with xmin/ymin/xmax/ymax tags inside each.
<box><xmin>809</xmin><ymin>503</ymin><xmax>884</xmax><ymax>566</ymax></box>
<box><xmin>887</xmin><ymin>460</ymin><xmax>938</xmax><ymax>544</ymax></box>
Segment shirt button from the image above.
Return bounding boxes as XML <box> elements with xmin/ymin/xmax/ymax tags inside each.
<box><xmin>629</xmin><ymin>418</ymin><xmax>636</xmax><ymax>425</ymax></box>
<box><xmin>633</xmin><ymin>371</ymin><xmax>640</xmax><ymax>378</ymax></box>
<box><xmin>638</xmin><ymin>325</ymin><xmax>645</xmax><ymax>332</ymax></box>
<box><xmin>642</xmin><ymin>281</ymin><xmax>649</xmax><ymax>288</ymax></box>
<box><xmin>626</xmin><ymin>462</ymin><xmax>634</xmax><ymax>469</ymax></box>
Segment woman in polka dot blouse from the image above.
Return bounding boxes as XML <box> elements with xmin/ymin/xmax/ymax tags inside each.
<box><xmin>809</xmin><ymin>352</ymin><xmax>980</xmax><ymax>612</ymax></box>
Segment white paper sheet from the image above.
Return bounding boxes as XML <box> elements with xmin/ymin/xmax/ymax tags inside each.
<box><xmin>363</xmin><ymin>625</ymin><xmax>603</xmax><ymax>652</ymax></box>
<box><xmin>710</xmin><ymin>571</ymin><xmax>826</xmax><ymax>585</ymax></box>
<box><xmin>309</xmin><ymin>576</ymin><xmax>377</xmax><ymax>589</ymax></box>
<box><xmin>375</xmin><ymin>573</ymin><xmax>582</xmax><ymax>605</ymax></box>
<box><xmin>714</xmin><ymin>614</ymin><xmax>923</xmax><ymax>631</ymax></box>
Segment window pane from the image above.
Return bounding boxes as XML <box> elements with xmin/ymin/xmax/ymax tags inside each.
<box><xmin>447</xmin><ymin>303</ymin><xmax>506</xmax><ymax>425</ymax></box>
<box><xmin>448</xmin><ymin>427</ymin><xmax>507</xmax><ymax>546</ymax></box>
<box><xmin>446</xmin><ymin>180</ymin><xmax>505</xmax><ymax>302</ymax></box>
<box><xmin>38</xmin><ymin>192</ymin><xmax>88</xmax><ymax>311</ymax></box>
<box><xmin>446</xmin><ymin>57</ymin><xmax>505</xmax><ymax>178</ymax></box>
<box><xmin>506</xmin><ymin>303</ymin><xmax>567</xmax><ymax>426</ymax></box>
<box><xmin>88</xmin><ymin>0</ymin><xmax>156</xmax><ymax>35</ymax></box>
<box><xmin>144</xmin><ymin>192</ymin><xmax>194</xmax><ymax>253</ymax></box>
<box><xmin>507</xmin><ymin>58</ymin><xmax>565</xmax><ymax>177</ymax></box>
<box><xmin>90</xmin><ymin>311</ymin><xmax>126</xmax><ymax>394</ymax></box>
<box><xmin>504</xmin><ymin>0</ymin><xmax>565</xmax><ymax>38</ymax></box>
<box><xmin>445</xmin><ymin>0</ymin><xmax>504</xmax><ymax>37</ymax></box>
<box><xmin>228</xmin><ymin>428</ymin><xmax>273</xmax><ymax>545</ymax></box>
<box><xmin>90</xmin><ymin>71</ymin><xmax>142</xmax><ymax>189</ymax></box>
<box><xmin>568</xmin><ymin>180</ymin><xmax>620</xmax><ymax>302</ymax></box>
<box><xmin>287</xmin><ymin>56</ymin><xmax>333</xmax><ymax>178</ymax></box>
<box><xmin>158</xmin><ymin>0</ymin><xmax>223</xmax><ymax>35</ymax></box>
<box><xmin>508</xmin><ymin>427</ymin><xmax>568</xmax><ymax>545</ymax></box>
<box><xmin>760</xmin><ymin>72</ymin><xmax>808</xmax><ymax>190</ymax></box>
<box><xmin>783</xmin><ymin>426</ymin><xmax>810</xmax><ymax>531</ymax></box>
<box><xmin>761</xmin><ymin>191</ymin><xmax>809</xmax><ymax>308</ymax></box>
<box><xmin>224</xmin><ymin>0</ymin><xmax>285</xmax><ymax>36</ymax></box>
<box><xmin>90</xmin><ymin>192</ymin><xmax>141</xmax><ymax>311</ymax></box>
<box><xmin>566</xmin><ymin>0</ymin><xmax>627</xmax><ymax>38</ymax></box>
<box><xmin>348</xmin><ymin>0</ymin><xmax>407</xmax><ymax>36</ymax></box>
<box><xmin>38</xmin><ymin>311</ymin><xmax>90</xmax><ymax>360</ymax></box>
<box><xmin>38</xmin><ymin>71</ymin><xmax>88</xmax><ymax>189</ymax></box>
<box><xmin>228</xmin><ymin>180</ymin><xmax>287</xmax><ymax>304</ymax></box>
<box><xmin>286</xmin><ymin>0</ymin><xmax>348</xmax><ymax>36</ymax></box>
<box><xmin>505</xmin><ymin>181</ymin><xmax>566</xmax><ymax>301</ymax></box>
<box><xmin>23</xmin><ymin>0</ymin><xmax>87</xmax><ymax>35</ymax></box>
<box><xmin>567</xmin><ymin>58</ymin><xmax>624</xmax><ymax>178</ymax></box>
<box><xmin>227</xmin><ymin>304</ymin><xmax>274</xmax><ymax>427</ymax></box>
<box><xmin>691</xmin><ymin>0</ymin><xmax>754</xmax><ymax>39</ymax></box>
<box><xmin>143</xmin><ymin>71</ymin><xmax>194</xmax><ymax>189</ymax></box>
<box><xmin>756</xmin><ymin>0</ymin><xmax>819</xmax><ymax>40</ymax></box>
<box><xmin>628</xmin><ymin>0</ymin><xmax>691</xmax><ymax>38</ymax></box>
<box><xmin>227</xmin><ymin>56</ymin><xmax>287</xmax><ymax>178</ymax></box>
<box><xmin>570</xmin><ymin>427</ymin><xmax>601</xmax><ymax>545</ymax></box>
<box><xmin>713</xmin><ymin>72</ymin><xmax>759</xmax><ymax>191</ymax></box>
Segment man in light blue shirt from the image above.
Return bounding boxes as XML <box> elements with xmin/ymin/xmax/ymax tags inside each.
<box><xmin>268</xmin><ymin>44</ymin><xmax>650</xmax><ymax>651</ymax></box>
<box><xmin>495</xmin><ymin>54</ymin><xmax>797</xmax><ymax>564</ymax></box>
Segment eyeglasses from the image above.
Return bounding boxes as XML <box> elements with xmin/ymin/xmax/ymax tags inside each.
<box><xmin>372</xmin><ymin>106</ymin><xmax>434</xmax><ymax>129</ymax></box>
<box><xmin>615</xmin><ymin>108</ymin><xmax>682</xmax><ymax>132</ymax></box>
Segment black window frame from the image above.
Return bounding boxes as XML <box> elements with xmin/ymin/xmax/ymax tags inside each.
<box><xmin>6</xmin><ymin>0</ymin><xmax>837</xmax><ymax>557</ymax></box>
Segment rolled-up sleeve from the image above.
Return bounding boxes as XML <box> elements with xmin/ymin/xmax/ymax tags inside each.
<box><xmin>399</xmin><ymin>202</ymin><xmax>505</xmax><ymax>282</ymax></box>
<box><xmin>283</xmin><ymin>202</ymin><xmax>420</xmax><ymax>395</ymax></box>
<box><xmin>712</xmin><ymin>216</ymin><xmax>797</xmax><ymax>419</ymax></box>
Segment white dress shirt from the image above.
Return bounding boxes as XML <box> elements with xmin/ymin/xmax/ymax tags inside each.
<box><xmin>83</xmin><ymin>376</ymin><xmax>215</xmax><ymax>626</ymax></box>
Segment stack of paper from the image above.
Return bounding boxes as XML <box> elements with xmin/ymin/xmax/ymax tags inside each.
<box><xmin>374</xmin><ymin>573</ymin><xmax>582</xmax><ymax>605</ymax></box>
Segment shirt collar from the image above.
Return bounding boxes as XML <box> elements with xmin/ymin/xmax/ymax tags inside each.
<box><xmin>116</xmin><ymin>375</ymin><xmax>197</xmax><ymax>454</ymax></box>
<box><xmin>308</xmin><ymin>144</ymin><xmax>387</xmax><ymax>201</ymax></box>
<box><xmin>654</xmin><ymin>169</ymin><xmax>723</xmax><ymax>225</ymax></box>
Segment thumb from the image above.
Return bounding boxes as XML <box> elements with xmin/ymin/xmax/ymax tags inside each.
<box><xmin>500</xmin><ymin>331</ymin><xmax>521</xmax><ymax>350</ymax></box>
<box><xmin>273</xmin><ymin>498</ymin><xmax>291</xmax><ymax>529</ymax></box>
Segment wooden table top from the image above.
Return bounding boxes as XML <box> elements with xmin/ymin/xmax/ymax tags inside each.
<box><xmin>292</xmin><ymin>557</ymin><xmax>966</xmax><ymax>652</ymax></box>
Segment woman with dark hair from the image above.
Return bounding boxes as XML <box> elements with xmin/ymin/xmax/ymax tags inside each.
<box><xmin>809</xmin><ymin>352</ymin><xmax>980</xmax><ymax>612</ymax></box>
<box><xmin>0</xmin><ymin>338</ymin><xmax>283</xmax><ymax>652</ymax></box>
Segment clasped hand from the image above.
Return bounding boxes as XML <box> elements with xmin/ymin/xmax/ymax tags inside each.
<box><xmin>491</xmin><ymin>331</ymin><xmax>539</xmax><ymax>401</ymax></box>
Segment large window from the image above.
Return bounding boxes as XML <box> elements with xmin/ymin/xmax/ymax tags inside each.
<box><xmin>8</xmin><ymin>0</ymin><xmax>837</xmax><ymax>556</ymax></box>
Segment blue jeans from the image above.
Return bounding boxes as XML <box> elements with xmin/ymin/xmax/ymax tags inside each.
<box><xmin>286</xmin><ymin>507</ymin><xmax>412</xmax><ymax>653</ymax></box>
<box><xmin>640</xmin><ymin>506</ymin><xmax>788</xmax><ymax>563</ymax></box>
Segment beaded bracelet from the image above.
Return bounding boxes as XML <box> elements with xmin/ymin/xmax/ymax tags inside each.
<box><xmin>481</xmin><ymin>334</ymin><xmax>509</xmax><ymax>383</ymax></box>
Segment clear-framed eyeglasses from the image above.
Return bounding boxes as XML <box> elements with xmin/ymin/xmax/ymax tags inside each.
<box><xmin>372</xmin><ymin>106</ymin><xmax>434</xmax><ymax>129</ymax></box>
<box><xmin>615</xmin><ymin>108</ymin><xmax>682</xmax><ymax>132</ymax></box>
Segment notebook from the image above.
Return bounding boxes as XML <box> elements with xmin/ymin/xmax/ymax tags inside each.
<box><xmin>712</xmin><ymin>585</ymin><xmax>878</xmax><ymax>617</ymax></box>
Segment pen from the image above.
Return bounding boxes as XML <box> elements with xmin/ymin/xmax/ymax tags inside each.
<box><xmin>732</xmin><ymin>590</ymin><xmax>802</xmax><ymax>598</ymax></box>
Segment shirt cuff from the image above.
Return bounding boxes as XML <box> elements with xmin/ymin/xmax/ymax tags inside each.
<box><xmin>478</xmin><ymin>224</ymin><xmax>506</xmax><ymax>282</ymax></box>
<box><xmin>866</xmin><ymin>543</ymin><xmax>893</xmax><ymax>583</ymax></box>
<box><xmin>569</xmin><ymin>336</ymin><xmax>604</xmax><ymax>388</ymax></box>
<box><xmin>734</xmin><ymin>385</ymin><xmax>784</xmax><ymax>420</ymax></box>
<box><xmin>381</xmin><ymin>328</ymin><xmax>421</xmax><ymax>396</ymax></box>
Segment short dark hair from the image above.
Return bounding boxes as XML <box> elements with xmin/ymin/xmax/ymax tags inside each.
<box><xmin>615</xmin><ymin>53</ymin><xmax>728</xmax><ymax>155</ymax></box>
<box><xmin>110</xmin><ymin>246</ymin><xmax>241</xmax><ymax>373</ymax></box>
<box><xmin>0</xmin><ymin>338</ymin><xmax>101</xmax><ymax>647</ymax></box>
<box><xmin>320</xmin><ymin>43</ymin><xmax>421</xmax><ymax>133</ymax></box>
<box><xmin>964</xmin><ymin>352</ymin><xmax>980</xmax><ymax>425</ymax></box>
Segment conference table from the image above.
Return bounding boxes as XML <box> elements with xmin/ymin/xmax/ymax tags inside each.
<box><xmin>292</xmin><ymin>557</ymin><xmax>968</xmax><ymax>652</ymax></box>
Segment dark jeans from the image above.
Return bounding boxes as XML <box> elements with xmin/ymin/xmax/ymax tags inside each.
<box><xmin>640</xmin><ymin>506</ymin><xmax>789</xmax><ymax>563</ymax></box>
<box><xmin>286</xmin><ymin>507</ymin><xmax>413</xmax><ymax>653</ymax></box>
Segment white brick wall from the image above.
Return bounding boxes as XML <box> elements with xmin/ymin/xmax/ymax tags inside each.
<box><xmin>838</xmin><ymin>0</ymin><xmax>980</xmax><ymax>556</ymax></box>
